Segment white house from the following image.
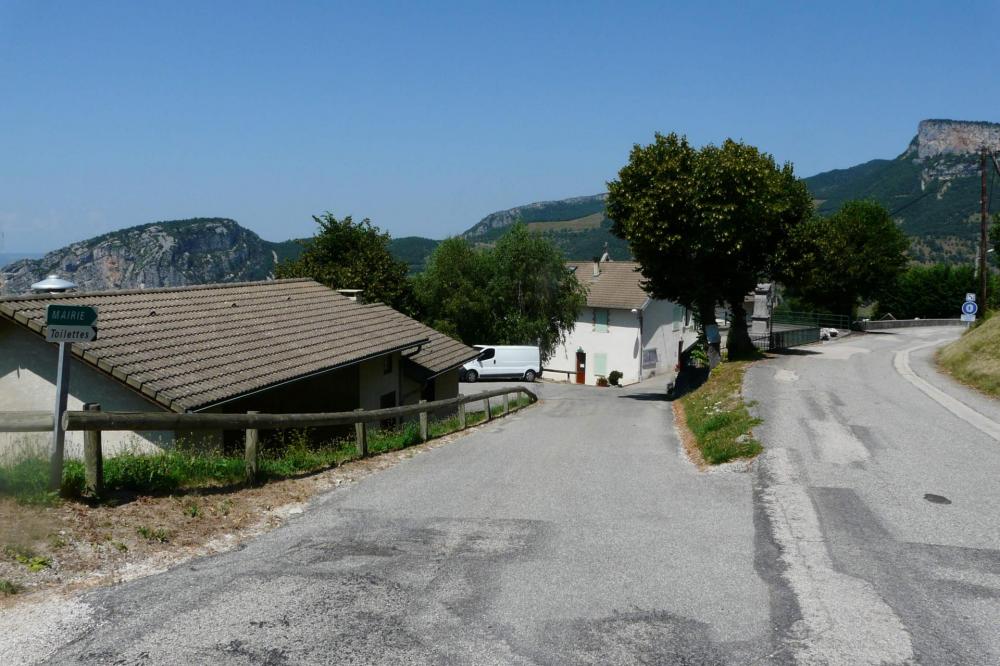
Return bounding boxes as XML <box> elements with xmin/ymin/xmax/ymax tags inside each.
<box><xmin>546</xmin><ymin>261</ymin><xmax>698</xmax><ymax>386</ymax></box>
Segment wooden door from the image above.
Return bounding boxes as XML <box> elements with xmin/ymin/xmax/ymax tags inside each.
<box><xmin>575</xmin><ymin>351</ymin><xmax>586</xmax><ymax>384</ymax></box>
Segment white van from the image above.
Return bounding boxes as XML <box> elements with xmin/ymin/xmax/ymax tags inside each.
<box><xmin>462</xmin><ymin>345</ymin><xmax>541</xmax><ymax>382</ymax></box>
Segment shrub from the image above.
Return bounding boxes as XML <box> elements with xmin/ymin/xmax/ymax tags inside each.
<box><xmin>608</xmin><ymin>370</ymin><xmax>623</xmax><ymax>386</ymax></box>
<box><xmin>596</xmin><ymin>375</ymin><xmax>610</xmax><ymax>387</ymax></box>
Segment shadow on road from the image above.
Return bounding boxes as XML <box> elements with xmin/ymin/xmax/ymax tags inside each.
<box><xmin>619</xmin><ymin>392</ymin><xmax>668</xmax><ymax>402</ymax></box>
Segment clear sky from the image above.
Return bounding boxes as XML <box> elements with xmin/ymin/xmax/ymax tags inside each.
<box><xmin>2</xmin><ymin>1</ymin><xmax>999</xmax><ymax>252</ymax></box>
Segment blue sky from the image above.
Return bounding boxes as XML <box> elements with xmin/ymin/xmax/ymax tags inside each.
<box><xmin>2</xmin><ymin>1</ymin><xmax>999</xmax><ymax>252</ymax></box>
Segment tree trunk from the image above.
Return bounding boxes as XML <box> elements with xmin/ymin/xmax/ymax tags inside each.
<box><xmin>698</xmin><ymin>299</ymin><xmax>721</xmax><ymax>368</ymax></box>
<box><xmin>726</xmin><ymin>299</ymin><xmax>756</xmax><ymax>359</ymax></box>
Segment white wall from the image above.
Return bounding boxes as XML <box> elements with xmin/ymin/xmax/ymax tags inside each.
<box><xmin>0</xmin><ymin>319</ymin><xmax>172</xmax><ymax>462</ymax></box>
<box><xmin>547</xmin><ymin>301</ymin><xmax>698</xmax><ymax>386</ymax></box>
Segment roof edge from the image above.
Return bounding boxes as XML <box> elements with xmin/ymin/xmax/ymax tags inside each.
<box><xmin>0</xmin><ymin>278</ymin><xmax>319</xmax><ymax>303</ymax></box>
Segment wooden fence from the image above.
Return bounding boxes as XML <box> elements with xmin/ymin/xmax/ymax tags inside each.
<box><xmin>0</xmin><ymin>386</ymin><xmax>538</xmax><ymax>494</ymax></box>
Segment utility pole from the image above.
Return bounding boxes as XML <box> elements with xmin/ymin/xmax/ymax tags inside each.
<box><xmin>981</xmin><ymin>146</ymin><xmax>989</xmax><ymax>307</ymax></box>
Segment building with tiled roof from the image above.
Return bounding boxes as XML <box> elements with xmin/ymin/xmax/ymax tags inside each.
<box><xmin>547</xmin><ymin>260</ymin><xmax>698</xmax><ymax>386</ymax></box>
<box><xmin>0</xmin><ymin>279</ymin><xmax>477</xmax><ymax>454</ymax></box>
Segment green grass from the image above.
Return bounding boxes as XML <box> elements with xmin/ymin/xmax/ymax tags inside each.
<box><xmin>938</xmin><ymin>312</ymin><xmax>1000</xmax><ymax>396</ymax></box>
<box><xmin>1</xmin><ymin>398</ymin><xmax>536</xmax><ymax>502</ymax></box>
<box><xmin>679</xmin><ymin>361</ymin><xmax>763</xmax><ymax>464</ymax></box>
<box><xmin>0</xmin><ymin>579</ymin><xmax>21</xmax><ymax>596</ymax></box>
<box><xmin>3</xmin><ymin>544</ymin><xmax>51</xmax><ymax>572</ymax></box>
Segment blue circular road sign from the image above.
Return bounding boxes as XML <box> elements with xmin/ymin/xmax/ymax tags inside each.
<box><xmin>962</xmin><ymin>301</ymin><xmax>979</xmax><ymax>315</ymax></box>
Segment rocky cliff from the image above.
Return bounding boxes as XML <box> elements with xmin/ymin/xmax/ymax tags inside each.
<box><xmin>915</xmin><ymin>119</ymin><xmax>1000</xmax><ymax>159</ymax></box>
<box><xmin>0</xmin><ymin>218</ymin><xmax>280</xmax><ymax>296</ymax></box>
<box><xmin>463</xmin><ymin>194</ymin><xmax>607</xmax><ymax>238</ymax></box>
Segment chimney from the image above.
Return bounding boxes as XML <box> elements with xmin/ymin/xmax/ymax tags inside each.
<box><xmin>592</xmin><ymin>256</ymin><xmax>600</xmax><ymax>278</ymax></box>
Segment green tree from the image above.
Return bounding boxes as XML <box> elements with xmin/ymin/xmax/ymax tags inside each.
<box><xmin>607</xmin><ymin>132</ymin><xmax>812</xmax><ymax>360</ymax></box>
<box><xmin>412</xmin><ymin>237</ymin><xmax>494</xmax><ymax>343</ymax></box>
<box><xmin>276</xmin><ymin>213</ymin><xmax>415</xmax><ymax>313</ymax></box>
<box><xmin>876</xmin><ymin>264</ymin><xmax>976</xmax><ymax>319</ymax></box>
<box><xmin>414</xmin><ymin>225</ymin><xmax>586</xmax><ymax>360</ymax></box>
<box><xmin>782</xmin><ymin>200</ymin><xmax>910</xmax><ymax>317</ymax></box>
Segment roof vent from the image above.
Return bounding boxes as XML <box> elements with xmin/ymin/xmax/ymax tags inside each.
<box><xmin>230</xmin><ymin>302</ymin><xmax>238</xmax><ymax>308</ymax></box>
<box><xmin>149</xmin><ymin>310</ymin><xmax>157</xmax><ymax>317</ymax></box>
<box><xmin>30</xmin><ymin>274</ymin><xmax>78</xmax><ymax>294</ymax></box>
<box><xmin>337</xmin><ymin>288</ymin><xmax>363</xmax><ymax>302</ymax></box>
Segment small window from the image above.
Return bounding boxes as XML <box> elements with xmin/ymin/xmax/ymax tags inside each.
<box><xmin>383</xmin><ymin>355</ymin><xmax>393</xmax><ymax>375</ymax></box>
<box><xmin>594</xmin><ymin>309</ymin><xmax>609</xmax><ymax>333</ymax></box>
<box><xmin>672</xmin><ymin>304</ymin><xmax>682</xmax><ymax>331</ymax></box>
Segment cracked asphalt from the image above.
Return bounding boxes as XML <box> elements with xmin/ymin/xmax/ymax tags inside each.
<box><xmin>10</xmin><ymin>326</ymin><xmax>1000</xmax><ymax>664</ymax></box>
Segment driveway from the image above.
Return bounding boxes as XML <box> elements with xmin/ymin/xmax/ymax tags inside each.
<box><xmin>17</xmin><ymin>375</ymin><xmax>773</xmax><ymax>664</ymax></box>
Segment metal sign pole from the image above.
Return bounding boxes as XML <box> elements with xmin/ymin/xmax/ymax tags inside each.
<box><xmin>49</xmin><ymin>341</ymin><xmax>72</xmax><ymax>491</ymax></box>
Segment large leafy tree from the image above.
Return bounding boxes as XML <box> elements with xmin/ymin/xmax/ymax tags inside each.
<box><xmin>876</xmin><ymin>264</ymin><xmax>976</xmax><ymax>319</ymax></box>
<box><xmin>607</xmin><ymin>133</ymin><xmax>812</xmax><ymax>359</ymax></box>
<box><xmin>415</xmin><ymin>224</ymin><xmax>586</xmax><ymax>360</ymax></box>
<box><xmin>276</xmin><ymin>213</ymin><xmax>415</xmax><ymax>314</ymax></box>
<box><xmin>781</xmin><ymin>200</ymin><xmax>910</xmax><ymax>317</ymax></box>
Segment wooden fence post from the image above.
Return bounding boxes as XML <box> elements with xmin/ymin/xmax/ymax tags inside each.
<box><xmin>354</xmin><ymin>408</ymin><xmax>367</xmax><ymax>457</ymax></box>
<box><xmin>458</xmin><ymin>402</ymin><xmax>466</xmax><ymax>430</ymax></box>
<box><xmin>83</xmin><ymin>403</ymin><xmax>103</xmax><ymax>496</ymax></box>
<box><xmin>484</xmin><ymin>397</ymin><xmax>492</xmax><ymax>421</ymax></box>
<box><xmin>503</xmin><ymin>393</ymin><xmax>509</xmax><ymax>415</ymax></box>
<box><xmin>419</xmin><ymin>399</ymin><xmax>428</xmax><ymax>442</ymax></box>
<box><xmin>244</xmin><ymin>410</ymin><xmax>259</xmax><ymax>484</ymax></box>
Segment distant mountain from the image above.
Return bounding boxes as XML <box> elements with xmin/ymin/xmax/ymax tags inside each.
<box><xmin>0</xmin><ymin>252</ymin><xmax>43</xmax><ymax>269</ymax></box>
<box><xmin>804</xmin><ymin>119</ymin><xmax>1000</xmax><ymax>264</ymax></box>
<box><xmin>0</xmin><ymin>218</ymin><xmax>290</xmax><ymax>296</ymax></box>
<box><xmin>457</xmin><ymin>193</ymin><xmax>630</xmax><ymax>261</ymax></box>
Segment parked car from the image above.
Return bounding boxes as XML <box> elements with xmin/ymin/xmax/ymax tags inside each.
<box><xmin>462</xmin><ymin>345</ymin><xmax>541</xmax><ymax>382</ymax></box>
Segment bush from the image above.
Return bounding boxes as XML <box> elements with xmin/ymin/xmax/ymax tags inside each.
<box><xmin>608</xmin><ymin>370</ymin><xmax>623</xmax><ymax>386</ymax></box>
<box><xmin>596</xmin><ymin>375</ymin><xmax>610</xmax><ymax>387</ymax></box>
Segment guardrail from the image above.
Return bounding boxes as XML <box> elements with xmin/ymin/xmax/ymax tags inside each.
<box><xmin>773</xmin><ymin>310</ymin><xmax>850</xmax><ymax>329</ymax></box>
<box><xmin>855</xmin><ymin>318</ymin><xmax>971</xmax><ymax>331</ymax></box>
<box><xmin>1</xmin><ymin>386</ymin><xmax>538</xmax><ymax>493</ymax></box>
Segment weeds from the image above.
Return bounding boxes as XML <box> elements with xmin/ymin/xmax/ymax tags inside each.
<box><xmin>3</xmin><ymin>544</ymin><xmax>52</xmax><ymax>572</ymax></box>
<box><xmin>679</xmin><ymin>361</ymin><xmax>763</xmax><ymax>464</ymax></box>
<box><xmin>0</xmin><ymin>579</ymin><xmax>21</xmax><ymax>596</ymax></box>
<box><xmin>136</xmin><ymin>526</ymin><xmax>170</xmax><ymax>543</ymax></box>
<box><xmin>183</xmin><ymin>503</ymin><xmax>201</xmax><ymax>518</ymax></box>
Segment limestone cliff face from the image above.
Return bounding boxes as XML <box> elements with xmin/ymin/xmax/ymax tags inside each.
<box><xmin>0</xmin><ymin>218</ymin><xmax>277</xmax><ymax>296</ymax></box>
<box><xmin>463</xmin><ymin>194</ymin><xmax>608</xmax><ymax>238</ymax></box>
<box><xmin>916</xmin><ymin>119</ymin><xmax>1000</xmax><ymax>159</ymax></box>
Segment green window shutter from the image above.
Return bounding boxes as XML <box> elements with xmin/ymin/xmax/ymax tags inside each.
<box><xmin>595</xmin><ymin>309</ymin><xmax>609</xmax><ymax>333</ymax></box>
<box><xmin>594</xmin><ymin>353</ymin><xmax>607</xmax><ymax>376</ymax></box>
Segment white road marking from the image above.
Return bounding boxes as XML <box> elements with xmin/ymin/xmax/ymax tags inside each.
<box><xmin>774</xmin><ymin>369</ymin><xmax>799</xmax><ymax>383</ymax></box>
<box><xmin>893</xmin><ymin>340</ymin><xmax>1000</xmax><ymax>442</ymax></box>
<box><xmin>761</xmin><ymin>449</ymin><xmax>915</xmax><ymax>665</ymax></box>
<box><xmin>807</xmin><ymin>419</ymin><xmax>870</xmax><ymax>465</ymax></box>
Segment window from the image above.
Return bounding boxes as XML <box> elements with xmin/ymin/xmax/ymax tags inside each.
<box><xmin>594</xmin><ymin>309</ymin><xmax>609</xmax><ymax>333</ymax></box>
<box><xmin>642</xmin><ymin>349</ymin><xmax>658</xmax><ymax>369</ymax></box>
<box><xmin>594</xmin><ymin>352</ymin><xmax>607</xmax><ymax>377</ymax></box>
<box><xmin>672</xmin><ymin>304</ymin><xmax>683</xmax><ymax>331</ymax></box>
<box><xmin>383</xmin><ymin>355</ymin><xmax>393</xmax><ymax>375</ymax></box>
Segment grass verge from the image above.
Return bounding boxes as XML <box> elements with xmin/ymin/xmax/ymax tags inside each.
<box><xmin>1</xmin><ymin>398</ymin><xmax>536</xmax><ymax>504</ymax></box>
<box><xmin>677</xmin><ymin>361</ymin><xmax>762</xmax><ymax>464</ymax></box>
<box><xmin>937</xmin><ymin>312</ymin><xmax>1000</xmax><ymax>397</ymax></box>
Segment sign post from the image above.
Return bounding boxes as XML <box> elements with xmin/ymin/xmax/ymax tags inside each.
<box><xmin>46</xmin><ymin>305</ymin><xmax>97</xmax><ymax>490</ymax></box>
<box><xmin>961</xmin><ymin>299</ymin><xmax>978</xmax><ymax>324</ymax></box>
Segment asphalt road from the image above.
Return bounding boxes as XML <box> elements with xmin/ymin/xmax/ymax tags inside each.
<box><xmin>746</xmin><ymin>326</ymin><xmax>1000</xmax><ymax>664</ymax></box>
<box><xmin>10</xmin><ymin>329</ymin><xmax>1000</xmax><ymax>664</ymax></box>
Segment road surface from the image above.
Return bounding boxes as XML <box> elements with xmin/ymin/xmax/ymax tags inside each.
<box><xmin>7</xmin><ymin>328</ymin><xmax>1000</xmax><ymax>664</ymax></box>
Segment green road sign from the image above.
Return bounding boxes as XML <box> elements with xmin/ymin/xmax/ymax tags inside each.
<box><xmin>46</xmin><ymin>304</ymin><xmax>97</xmax><ymax>327</ymax></box>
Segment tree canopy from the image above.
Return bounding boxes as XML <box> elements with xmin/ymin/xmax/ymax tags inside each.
<box><xmin>414</xmin><ymin>224</ymin><xmax>586</xmax><ymax>360</ymax></box>
<box><xmin>607</xmin><ymin>132</ymin><xmax>813</xmax><ymax>358</ymax></box>
<box><xmin>876</xmin><ymin>264</ymin><xmax>976</xmax><ymax>320</ymax></box>
<box><xmin>275</xmin><ymin>213</ymin><xmax>414</xmax><ymax>314</ymax></box>
<box><xmin>781</xmin><ymin>200</ymin><xmax>910</xmax><ymax>317</ymax></box>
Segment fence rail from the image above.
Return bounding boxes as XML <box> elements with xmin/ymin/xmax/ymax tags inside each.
<box><xmin>751</xmin><ymin>327</ymin><xmax>821</xmax><ymax>351</ymax></box>
<box><xmin>855</xmin><ymin>318</ymin><xmax>971</xmax><ymax>331</ymax></box>
<box><xmin>0</xmin><ymin>386</ymin><xmax>538</xmax><ymax>493</ymax></box>
<box><xmin>772</xmin><ymin>310</ymin><xmax>850</xmax><ymax>329</ymax></box>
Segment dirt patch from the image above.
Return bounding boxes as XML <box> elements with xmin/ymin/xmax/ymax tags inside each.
<box><xmin>0</xmin><ymin>426</ymin><xmax>476</xmax><ymax>609</ymax></box>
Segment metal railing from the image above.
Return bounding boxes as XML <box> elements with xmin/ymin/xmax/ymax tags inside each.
<box><xmin>751</xmin><ymin>327</ymin><xmax>821</xmax><ymax>351</ymax></box>
<box><xmin>0</xmin><ymin>386</ymin><xmax>538</xmax><ymax>493</ymax></box>
<box><xmin>772</xmin><ymin>310</ymin><xmax>850</xmax><ymax>329</ymax></box>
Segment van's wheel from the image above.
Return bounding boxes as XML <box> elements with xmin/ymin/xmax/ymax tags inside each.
<box><xmin>465</xmin><ymin>369</ymin><xmax>478</xmax><ymax>383</ymax></box>
<box><xmin>523</xmin><ymin>369</ymin><xmax>536</xmax><ymax>382</ymax></box>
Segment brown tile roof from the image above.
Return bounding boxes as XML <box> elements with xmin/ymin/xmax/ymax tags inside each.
<box><xmin>0</xmin><ymin>279</ymin><xmax>462</xmax><ymax>412</ymax></box>
<box><xmin>357</xmin><ymin>303</ymin><xmax>479</xmax><ymax>377</ymax></box>
<box><xmin>567</xmin><ymin>261</ymin><xmax>650</xmax><ymax>310</ymax></box>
